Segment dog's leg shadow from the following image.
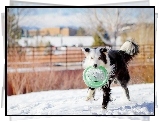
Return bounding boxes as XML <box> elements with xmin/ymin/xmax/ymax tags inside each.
<box><xmin>101</xmin><ymin>108</ymin><xmax>108</xmax><ymax>115</ymax></box>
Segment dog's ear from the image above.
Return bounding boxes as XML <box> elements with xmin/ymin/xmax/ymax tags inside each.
<box><xmin>100</xmin><ymin>46</ymin><xmax>111</xmax><ymax>54</ymax></box>
<box><xmin>81</xmin><ymin>48</ymin><xmax>90</xmax><ymax>56</ymax></box>
<box><xmin>100</xmin><ymin>48</ymin><xmax>107</xmax><ymax>53</ymax></box>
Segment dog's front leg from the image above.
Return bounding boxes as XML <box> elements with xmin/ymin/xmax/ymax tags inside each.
<box><xmin>102</xmin><ymin>85</ymin><xmax>111</xmax><ymax>109</ymax></box>
<box><xmin>86</xmin><ymin>87</ymin><xmax>96</xmax><ymax>101</ymax></box>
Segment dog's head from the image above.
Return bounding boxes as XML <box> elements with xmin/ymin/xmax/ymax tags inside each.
<box><xmin>81</xmin><ymin>47</ymin><xmax>110</xmax><ymax>69</ymax></box>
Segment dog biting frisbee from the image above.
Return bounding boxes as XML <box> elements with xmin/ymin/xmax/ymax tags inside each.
<box><xmin>83</xmin><ymin>66</ymin><xmax>109</xmax><ymax>88</ymax></box>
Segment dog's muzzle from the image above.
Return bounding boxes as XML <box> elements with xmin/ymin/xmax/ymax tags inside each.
<box><xmin>93</xmin><ymin>64</ymin><xmax>97</xmax><ymax>68</ymax></box>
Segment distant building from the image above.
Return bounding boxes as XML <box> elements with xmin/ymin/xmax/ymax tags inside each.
<box><xmin>21</xmin><ymin>26</ymin><xmax>40</xmax><ymax>38</ymax></box>
<box><xmin>65</xmin><ymin>28</ymin><xmax>77</xmax><ymax>36</ymax></box>
<box><xmin>21</xmin><ymin>29</ymin><xmax>29</xmax><ymax>37</ymax></box>
<box><xmin>28</xmin><ymin>27</ymin><xmax>77</xmax><ymax>37</ymax></box>
<box><xmin>40</xmin><ymin>28</ymin><xmax>60</xmax><ymax>36</ymax></box>
<box><xmin>60</xmin><ymin>28</ymin><xmax>68</xmax><ymax>36</ymax></box>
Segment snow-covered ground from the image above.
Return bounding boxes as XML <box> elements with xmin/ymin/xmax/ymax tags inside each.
<box><xmin>16</xmin><ymin>36</ymin><xmax>122</xmax><ymax>47</ymax></box>
<box><xmin>7</xmin><ymin>64</ymin><xmax>82</xmax><ymax>73</ymax></box>
<box><xmin>17</xmin><ymin>36</ymin><xmax>95</xmax><ymax>47</ymax></box>
<box><xmin>7</xmin><ymin>83</ymin><xmax>154</xmax><ymax>120</ymax></box>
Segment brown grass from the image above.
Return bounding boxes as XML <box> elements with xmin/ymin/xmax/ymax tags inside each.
<box><xmin>121</xmin><ymin>23</ymin><xmax>154</xmax><ymax>45</ymax></box>
<box><xmin>7</xmin><ymin>69</ymin><xmax>86</xmax><ymax>96</ymax></box>
<box><xmin>7</xmin><ymin>64</ymin><xmax>154</xmax><ymax>96</ymax></box>
<box><xmin>128</xmin><ymin>65</ymin><xmax>154</xmax><ymax>84</ymax></box>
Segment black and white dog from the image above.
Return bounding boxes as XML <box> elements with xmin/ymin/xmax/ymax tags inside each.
<box><xmin>82</xmin><ymin>40</ymin><xmax>139</xmax><ymax>109</ymax></box>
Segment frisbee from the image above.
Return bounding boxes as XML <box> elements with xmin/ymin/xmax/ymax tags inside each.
<box><xmin>83</xmin><ymin>66</ymin><xmax>109</xmax><ymax>88</ymax></box>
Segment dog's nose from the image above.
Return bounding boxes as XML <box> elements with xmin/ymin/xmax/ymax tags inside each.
<box><xmin>93</xmin><ymin>64</ymin><xmax>97</xmax><ymax>68</ymax></box>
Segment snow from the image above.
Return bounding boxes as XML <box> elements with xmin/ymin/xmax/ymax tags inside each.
<box><xmin>17</xmin><ymin>36</ymin><xmax>94</xmax><ymax>47</ymax></box>
<box><xmin>7</xmin><ymin>83</ymin><xmax>154</xmax><ymax>120</ymax></box>
<box><xmin>16</xmin><ymin>36</ymin><xmax>123</xmax><ymax>48</ymax></box>
<box><xmin>7</xmin><ymin>64</ymin><xmax>82</xmax><ymax>73</ymax></box>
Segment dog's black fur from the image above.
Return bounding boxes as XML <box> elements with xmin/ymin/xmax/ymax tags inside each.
<box><xmin>86</xmin><ymin>40</ymin><xmax>139</xmax><ymax>109</ymax></box>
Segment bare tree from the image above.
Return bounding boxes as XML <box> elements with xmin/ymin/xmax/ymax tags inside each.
<box><xmin>7</xmin><ymin>8</ymin><xmax>36</xmax><ymax>47</ymax></box>
<box><xmin>79</xmin><ymin>8</ymin><xmax>142</xmax><ymax>45</ymax></box>
<box><xmin>80</xmin><ymin>8</ymin><xmax>137</xmax><ymax>46</ymax></box>
<box><xmin>119</xmin><ymin>8</ymin><xmax>154</xmax><ymax>45</ymax></box>
<box><xmin>81</xmin><ymin>8</ymin><xmax>154</xmax><ymax>46</ymax></box>
<box><xmin>133</xmin><ymin>8</ymin><xmax>154</xmax><ymax>45</ymax></box>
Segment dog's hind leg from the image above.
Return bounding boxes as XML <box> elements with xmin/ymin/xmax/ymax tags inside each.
<box><xmin>86</xmin><ymin>87</ymin><xmax>96</xmax><ymax>101</ymax></box>
<box><xmin>118</xmin><ymin>78</ymin><xmax>130</xmax><ymax>101</ymax></box>
<box><xmin>117</xmin><ymin>70</ymin><xmax>130</xmax><ymax>101</ymax></box>
<box><xmin>121</xmin><ymin>83</ymin><xmax>130</xmax><ymax>101</ymax></box>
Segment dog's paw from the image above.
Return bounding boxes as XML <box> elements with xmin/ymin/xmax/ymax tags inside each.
<box><xmin>85</xmin><ymin>97</ymin><xmax>97</xmax><ymax>101</ymax></box>
<box><xmin>85</xmin><ymin>97</ymin><xmax>91</xmax><ymax>101</ymax></box>
<box><xmin>101</xmin><ymin>108</ymin><xmax>107</xmax><ymax>115</ymax></box>
<box><xmin>85</xmin><ymin>96</ymin><xmax>93</xmax><ymax>101</ymax></box>
<box><xmin>102</xmin><ymin>105</ymin><xmax>108</xmax><ymax>110</ymax></box>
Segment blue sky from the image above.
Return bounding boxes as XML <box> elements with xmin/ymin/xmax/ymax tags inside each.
<box><xmin>10</xmin><ymin>7</ymin><xmax>154</xmax><ymax>29</ymax></box>
<box><xmin>34</xmin><ymin>8</ymin><xmax>83</xmax><ymax>16</ymax></box>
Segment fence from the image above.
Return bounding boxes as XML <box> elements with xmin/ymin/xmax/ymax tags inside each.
<box><xmin>112</xmin><ymin>44</ymin><xmax>154</xmax><ymax>65</ymax></box>
<box><xmin>7</xmin><ymin>44</ymin><xmax>154</xmax><ymax>71</ymax></box>
<box><xmin>7</xmin><ymin>44</ymin><xmax>154</xmax><ymax>95</ymax></box>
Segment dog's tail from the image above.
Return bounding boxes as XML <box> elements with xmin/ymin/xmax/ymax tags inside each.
<box><xmin>119</xmin><ymin>39</ymin><xmax>139</xmax><ymax>63</ymax></box>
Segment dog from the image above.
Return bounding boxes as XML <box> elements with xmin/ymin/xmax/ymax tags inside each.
<box><xmin>81</xmin><ymin>39</ymin><xmax>139</xmax><ymax>109</ymax></box>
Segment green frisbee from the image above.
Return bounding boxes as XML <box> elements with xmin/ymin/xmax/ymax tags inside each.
<box><xmin>83</xmin><ymin>66</ymin><xmax>109</xmax><ymax>88</ymax></box>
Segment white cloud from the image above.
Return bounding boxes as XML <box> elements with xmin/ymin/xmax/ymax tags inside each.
<box><xmin>18</xmin><ymin>8</ymin><xmax>154</xmax><ymax>29</ymax></box>
<box><xmin>18</xmin><ymin>12</ymin><xmax>87</xmax><ymax>28</ymax></box>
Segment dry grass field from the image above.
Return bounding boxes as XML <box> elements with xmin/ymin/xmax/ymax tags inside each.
<box><xmin>7</xmin><ymin>64</ymin><xmax>154</xmax><ymax>96</ymax></box>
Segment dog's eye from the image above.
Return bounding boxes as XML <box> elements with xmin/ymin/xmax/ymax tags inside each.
<box><xmin>98</xmin><ymin>57</ymin><xmax>101</xmax><ymax>60</ymax></box>
<box><xmin>91</xmin><ymin>57</ymin><xmax>93</xmax><ymax>59</ymax></box>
